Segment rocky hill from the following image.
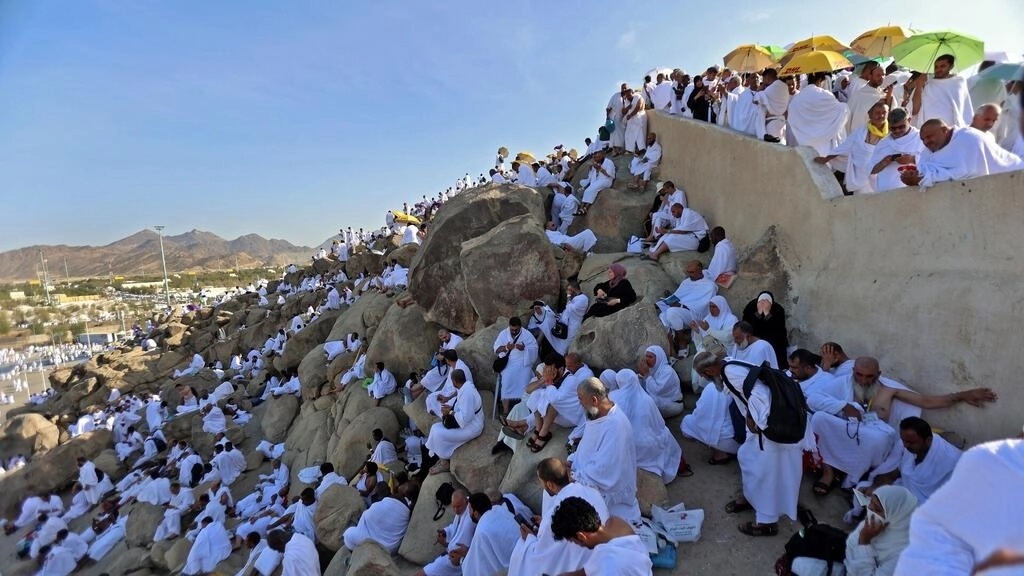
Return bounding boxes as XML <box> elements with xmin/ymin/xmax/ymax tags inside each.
<box><xmin>0</xmin><ymin>229</ymin><xmax>313</xmax><ymax>281</ymax></box>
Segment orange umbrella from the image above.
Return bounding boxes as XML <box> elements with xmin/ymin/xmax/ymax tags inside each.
<box><xmin>778</xmin><ymin>35</ymin><xmax>852</xmax><ymax>67</ymax></box>
<box><xmin>851</xmin><ymin>26</ymin><xmax>912</xmax><ymax>57</ymax></box>
<box><xmin>723</xmin><ymin>44</ymin><xmax>776</xmax><ymax>73</ymax></box>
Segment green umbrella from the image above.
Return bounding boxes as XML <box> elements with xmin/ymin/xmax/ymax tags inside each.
<box><xmin>762</xmin><ymin>44</ymin><xmax>787</xmax><ymax>62</ymax></box>
<box><xmin>890</xmin><ymin>30</ymin><xmax>985</xmax><ymax>72</ymax></box>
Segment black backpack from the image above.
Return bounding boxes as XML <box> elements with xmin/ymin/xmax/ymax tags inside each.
<box><xmin>722</xmin><ymin>360</ymin><xmax>808</xmax><ymax>448</ymax></box>
<box><xmin>433</xmin><ymin>481</ymin><xmax>455</xmax><ymax>521</ymax></box>
<box><xmin>776</xmin><ymin>523</ymin><xmax>848</xmax><ymax>576</ymax></box>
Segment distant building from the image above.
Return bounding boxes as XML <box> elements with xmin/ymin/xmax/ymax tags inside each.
<box><xmin>8</xmin><ymin>291</ymin><xmax>26</xmax><ymax>300</ymax></box>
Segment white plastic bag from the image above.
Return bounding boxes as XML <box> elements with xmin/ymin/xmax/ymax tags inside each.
<box><xmin>626</xmin><ymin>235</ymin><xmax>644</xmax><ymax>254</ymax></box>
<box><xmin>652</xmin><ymin>503</ymin><xmax>704</xmax><ymax>543</ymax></box>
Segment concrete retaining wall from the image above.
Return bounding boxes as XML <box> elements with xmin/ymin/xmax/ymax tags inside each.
<box><xmin>649</xmin><ymin>111</ymin><xmax>1024</xmax><ymax>443</ymax></box>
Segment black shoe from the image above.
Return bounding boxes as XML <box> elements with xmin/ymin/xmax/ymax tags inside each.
<box><xmin>491</xmin><ymin>441</ymin><xmax>512</xmax><ymax>455</ymax></box>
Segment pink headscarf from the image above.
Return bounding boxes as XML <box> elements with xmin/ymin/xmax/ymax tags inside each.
<box><xmin>608</xmin><ymin>263</ymin><xmax>628</xmax><ymax>288</ymax></box>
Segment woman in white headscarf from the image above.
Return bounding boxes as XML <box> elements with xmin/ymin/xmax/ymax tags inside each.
<box><xmin>612</xmin><ymin>369</ymin><xmax>685</xmax><ymax>483</ymax></box>
<box><xmin>689</xmin><ymin>296</ymin><xmax>738</xmax><ymax>393</ymax></box>
<box><xmin>789</xmin><ymin>485</ymin><xmax>917</xmax><ymax>576</ymax></box>
<box><xmin>637</xmin><ymin>345</ymin><xmax>683</xmax><ymax>418</ymax></box>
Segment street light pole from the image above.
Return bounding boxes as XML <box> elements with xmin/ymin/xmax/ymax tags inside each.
<box><xmin>155</xmin><ymin>226</ymin><xmax>171</xmax><ymax>308</ymax></box>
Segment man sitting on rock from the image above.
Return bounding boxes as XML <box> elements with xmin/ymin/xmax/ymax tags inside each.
<box><xmin>705</xmin><ymin>226</ymin><xmax>737</xmax><ymax>285</ymax></box>
<box><xmin>549</xmin><ymin>496</ymin><xmax>653</xmax><ymax>576</ymax></box>
<box><xmin>570</xmin><ymin>377</ymin><xmax>641</xmax><ymax>523</ymax></box>
<box><xmin>461</xmin><ymin>491</ymin><xmax>520</xmax><ymax>576</ymax></box>
<box><xmin>731</xmin><ymin>321</ymin><xmax>778</xmax><ymax>368</ymax></box>
<box><xmin>414</xmin><ymin>488</ymin><xmax>477</xmax><ymax>576</ymax></box>
<box><xmin>545</xmin><ymin>222</ymin><xmax>598</xmax><ymax>255</ymax></box>
<box><xmin>508</xmin><ymin>458</ymin><xmax>609</xmax><ymax>576</ymax></box>
<box><xmin>343</xmin><ymin>481</ymin><xmax>418</xmax><ymax>554</ymax></box>
<box><xmin>514</xmin><ymin>353</ymin><xmax>593</xmax><ymax>453</ymax></box>
<box><xmin>334</xmin><ymin>344</ymin><xmax>369</xmax><ymax>393</ymax></box>
<box><xmin>416</xmin><ymin>330</ymin><xmax>464</xmax><ymax>400</ymax></box>
<box><xmin>425</xmin><ymin>369</ymin><xmax>484</xmax><ymax>475</ymax></box>
<box><xmin>851</xmin><ymin>416</ymin><xmax>962</xmax><ymax>519</ymax></box>
<box><xmin>642</xmin><ymin>203</ymin><xmax>709</xmax><ymax>262</ymax></box>
<box><xmin>425</xmin><ymin>350</ymin><xmax>475</xmax><ymax>417</ymax></box>
<box><xmin>627</xmin><ymin>132</ymin><xmax>662</xmax><ymax>190</ymax></box>
<box><xmin>267</xmin><ymin>528</ymin><xmax>321</xmax><ymax>576</ymax></box>
<box><xmin>182</xmin><ymin>516</ymin><xmax>232</xmax><ymax>576</ymax></box>
<box><xmin>367</xmin><ymin>361</ymin><xmax>397</xmax><ymax>406</ymax></box>
<box><xmin>811</xmin><ymin>356</ymin><xmax>995</xmax><ymax>493</ymax></box>
<box><xmin>268</xmin><ymin>487</ymin><xmax>318</xmax><ymax>545</ymax></box>
<box><xmin>657</xmin><ymin>260</ymin><xmax>718</xmax><ymax>356</ymax></box>
<box><xmin>577</xmin><ymin>149</ymin><xmax>616</xmax><ymax>216</ymax></box>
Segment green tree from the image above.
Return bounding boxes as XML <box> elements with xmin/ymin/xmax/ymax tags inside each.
<box><xmin>0</xmin><ymin>313</ymin><xmax>10</xmax><ymax>336</ymax></box>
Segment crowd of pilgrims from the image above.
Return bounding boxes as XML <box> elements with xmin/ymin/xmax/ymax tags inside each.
<box><xmin>2</xmin><ymin>59</ymin><xmax>1023</xmax><ymax>576</ymax></box>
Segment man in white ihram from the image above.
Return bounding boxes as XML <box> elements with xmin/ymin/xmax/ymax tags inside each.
<box><xmin>869</xmin><ymin>107</ymin><xmax>925</xmax><ymax>193</ymax></box>
<box><xmin>911</xmin><ymin>54</ymin><xmax>974</xmax><ymax>129</ymax></box>
<box><xmin>570</xmin><ymin>377</ymin><xmax>641</xmax><ymax>523</ymax></box>
<box><xmin>414</xmin><ymin>489</ymin><xmax>477</xmax><ymax>576</ymax></box>
<box><xmin>508</xmin><ymin>457</ymin><xmax>609</xmax><ymax>576</ymax></box>
<box><xmin>425</xmin><ymin>369</ymin><xmax>484</xmax><ymax>475</ymax></box>
<box><xmin>578</xmin><ymin>149</ymin><xmax>616</xmax><ymax>215</ymax></box>
<box><xmin>899</xmin><ymin>119</ymin><xmax>1023</xmax><ymax>189</ymax></box>
<box><xmin>694</xmin><ymin>352</ymin><xmax>802</xmax><ymax>537</ymax></box>
<box><xmin>460</xmin><ymin>492</ymin><xmax>519</xmax><ymax>576</ymax></box>
<box><xmin>492</xmin><ymin>316</ymin><xmax>539</xmax><ymax>416</ymax></box>
<box><xmin>549</xmin><ymin>495</ymin><xmax>653</xmax><ymax>576</ymax></box>
<box><xmin>627</xmin><ymin>132</ymin><xmax>662</xmax><ymax>190</ymax></box>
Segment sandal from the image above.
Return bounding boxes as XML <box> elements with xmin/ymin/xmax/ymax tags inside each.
<box><xmin>678</xmin><ymin>464</ymin><xmax>694</xmax><ymax>478</ymax></box>
<box><xmin>528</xmin><ymin>432</ymin><xmax>553</xmax><ymax>453</ymax></box>
<box><xmin>738</xmin><ymin>521</ymin><xmax>778</xmax><ymax>537</ymax></box>
<box><xmin>707</xmin><ymin>454</ymin><xmax>736</xmax><ymax>466</ymax></box>
<box><xmin>724</xmin><ymin>499</ymin><xmax>753</xmax><ymax>514</ymax></box>
<box><xmin>501</xmin><ymin>425</ymin><xmax>526</xmax><ymax>441</ymax></box>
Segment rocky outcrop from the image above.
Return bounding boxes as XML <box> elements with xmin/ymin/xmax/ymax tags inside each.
<box><xmin>408</xmin><ymin>184</ymin><xmax>547</xmax><ymax>334</ymax></box>
<box><xmin>452</xmin><ymin>321</ymin><xmax>506</xmax><ymax>394</ymax></box>
<box><xmin>365</xmin><ymin>304</ymin><xmax>440</xmax><ymax>387</ymax></box>
<box><xmin>329</xmin><ymin>407</ymin><xmax>399</xmax><ymax>480</ymax></box>
<box><xmin>298</xmin><ymin>344</ymin><xmax>329</xmax><ymax>398</ymax></box>
<box><xmin>261</xmin><ymin>394</ymin><xmax>300</xmax><ymax>444</ymax></box>
<box><xmin>570</xmin><ymin>304</ymin><xmax>672</xmax><ymax>372</ymax></box>
<box><xmin>314</xmin><ymin>485</ymin><xmax>365</xmax><ymax>552</ymax></box>
<box><xmin>450</xmin><ymin>418</ymin><xmax>511</xmax><ymax>491</ymax></box>
<box><xmin>126</xmin><ymin>502</ymin><xmax>165</xmax><ymax>547</ymax></box>
<box><xmin>348</xmin><ymin>541</ymin><xmax>402</xmax><ymax>575</ymax></box>
<box><xmin>0</xmin><ymin>430</ymin><xmax>111</xmax><ymax>517</ymax></box>
<box><xmin>326</xmin><ymin>292</ymin><xmax>393</xmax><ymax>343</ymax></box>
<box><xmin>0</xmin><ymin>414</ymin><xmax>60</xmax><ymax>459</ymax></box>
<box><xmin>499</xmin><ymin>426</ymin><xmax>571</xmax><ymax>513</ymax></box>
<box><xmin>399</xmin><ymin>471</ymin><xmax>457</xmax><ymax>564</ymax></box>
<box><xmin>281</xmin><ymin>309</ymin><xmax>344</xmax><ymax>370</ymax></box>
<box><xmin>577</xmin><ymin>253</ymin><xmax>677</xmax><ymax>305</ymax></box>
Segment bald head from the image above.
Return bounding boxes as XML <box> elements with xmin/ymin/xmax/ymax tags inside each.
<box><xmin>853</xmin><ymin>357</ymin><xmax>881</xmax><ymax>387</ymax></box>
<box><xmin>920</xmin><ymin>119</ymin><xmax>952</xmax><ymax>152</ymax></box>
<box><xmin>971</xmin><ymin>103</ymin><xmax>1002</xmax><ymax>133</ymax></box>
<box><xmin>537</xmin><ymin>457</ymin><xmax>571</xmax><ymax>487</ymax></box>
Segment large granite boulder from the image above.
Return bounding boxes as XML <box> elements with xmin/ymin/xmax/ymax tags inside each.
<box><xmin>329</xmin><ymin>407</ymin><xmax>399</xmax><ymax>480</ymax></box>
<box><xmin>0</xmin><ymin>430</ymin><xmax>111</xmax><ymax>517</ymax></box>
<box><xmin>399</xmin><ymin>471</ymin><xmax>457</xmax><ymax>564</ymax></box>
<box><xmin>298</xmin><ymin>344</ymin><xmax>329</xmax><ymax>398</ymax></box>
<box><xmin>386</xmin><ymin>242</ymin><xmax>419</xmax><ymax>268</ymax></box>
<box><xmin>450</xmin><ymin>418</ymin><xmax>511</xmax><ymax>492</ymax></box>
<box><xmin>314</xmin><ymin>485</ymin><xmax>366</xmax><ymax>552</ymax></box>
<box><xmin>348</xmin><ymin>541</ymin><xmax>401</xmax><ymax>576</ymax></box>
<box><xmin>126</xmin><ymin>502</ymin><xmax>165</xmax><ymax>547</ymax></box>
<box><xmin>365</xmin><ymin>304</ymin><xmax>440</xmax><ymax>387</ymax></box>
<box><xmin>281</xmin><ymin>309</ymin><xmax>344</xmax><ymax>370</ymax></box>
<box><xmin>408</xmin><ymin>184</ymin><xmax>547</xmax><ymax>334</ymax></box>
<box><xmin>567</xmin><ymin>188</ymin><xmax>651</xmax><ymax>253</ymax></box>
<box><xmin>570</xmin><ymin>304</ymin><xmax>672</xmax><ymax>374</ymax></box>
<box><xmin>326</xmin><ymin>293</ymin><xmax>393</xmax><ymax>343</ymax></box>
<box><xmin>0</xmin><ymin>414</ymin><xmax>60</xmax><ymax>459</ymax></box>
<box><xmin>453</xmin><ymin>320</ymin><xmax>507</xmax><ymax>394</ymax></box>
<box><xmin>261</xmin><ymin>394</ymin><xmax>300</xmax><ymax>444</ymax></box>
<box><xmin>499</xmin><ymin>426</ymin><xmax>571</xmax><ymax>513</ymax></box>
<box><xmin>458</xmin><ymin>215</ymin><xmax>562</xmax><ymax>332</ymax></box>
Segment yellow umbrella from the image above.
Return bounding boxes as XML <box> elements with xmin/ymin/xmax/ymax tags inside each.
<box><xmin>779</xmin><ymin>50</ymin><xmax>854</xmax><ymax>76</ymax></box>
<box><xmin>851</xmin><ymin>26</ymin><xmax>911</xmax><ymax>57</ymax></box>
<box><xmin>778</xmin><ymin>35</ymin><xmax>852</xmax><ymax>67</ymax></box>
<box><xmin>723</xmin><ymin>44</ymin><xmax>776</xmax><ymax>73</ymax></box>
<box><xmin>515</xmin><ymin>151</ymin><xmax>537</xmax><ymax>164</ymax></box>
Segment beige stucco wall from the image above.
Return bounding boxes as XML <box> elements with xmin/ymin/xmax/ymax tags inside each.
<box><xmin>649</xmin><ymin>111</ymin><xmax>1024</xmax><ymax>443</ymax></box>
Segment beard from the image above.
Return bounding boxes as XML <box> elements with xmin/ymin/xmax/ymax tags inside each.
<box><xmin>736</xmin><ymin>338</ymin><xmax>750</xmax><ymax>351</ymax></box>
<box><xmin>584</xmin><ymin>406</ymin><xmax>600</xmax><ymax>420</ymax></box>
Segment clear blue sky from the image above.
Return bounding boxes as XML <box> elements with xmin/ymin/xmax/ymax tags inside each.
<box><xmin>1</xmin><ymin>1</ymin><xmax>1021</xmax><ymax>251</ymax></box>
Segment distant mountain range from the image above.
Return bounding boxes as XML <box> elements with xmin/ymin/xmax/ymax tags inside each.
<box><xmin>0</xmin><ymin>229</ymin><xmax>314</xmax><ymax>282</ymax></box>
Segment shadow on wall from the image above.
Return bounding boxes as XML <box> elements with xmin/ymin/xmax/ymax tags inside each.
<box><xmin>650</xmin><ymin>111</ymin><xmax>1024</xmax><ymax>443</ymax></box>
